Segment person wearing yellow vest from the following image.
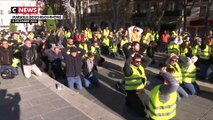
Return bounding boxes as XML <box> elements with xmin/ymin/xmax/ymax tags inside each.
<box><xmin>109</xmin><ymin>36</ymin><xmax>119</xmax><ymax>58</ymax></box>
<box><xmin>167</xmin><ymin>55</ymin><xmax>188</xmax><ymax>98</ymax></box>
<box><xmin>64</xmin><ymin>37</ymin><xmax>75</xmax><ymax>48</ymax></box>
<box><xmin>79</xmin><ymin>40</ymin><xmax>89</xmax><ymax>58</ymax></box>
<box><xmin>101</xmin><ymin>35</ymin><xmax>110</xmax><ymax>55</ymax></box>
<box><xmin>0</xmin><ymin>39</ymin><xmax>19</xmax><ymax>77</ymax></box>
<box><xmin>11</xmin><ymin>32</ymin><xmax>22</xmax><ymax>68</ymax></box>
<box><xmin>119</xmin><ymin>36</ymin><xmax>129</xmax><ymax>56</ymax></box>
<box><xmin>86</xmin><ymin>28</ymin><xmax>93</xmax><ymax>41</ymax></box>
<box><xmin>95</xmin><ymin>31</ymin><xmax>102</xmax><ymax>39</ymax></box>
<box><xmin>27</xmin><ymin>31</ymin><xmax>35</xmax><ymax>40</ymax></box>
<box><xmin>103</xmin><ymin>27</ymin><xmax>110</xmax><ymax>37</ymax></box>
<box><xmin>149</xmin><ymin>72</ymin><xmax>179</xmax><ymax>120</ymax></box>
<box><xmin>123</xmin><ymin>54</ymin><xmax>148</xmax><ymax>117</ymax></box>
<box><xmin>168</xmin><ymin>31</ymin><xmax>183</xmax><ymax>56</ymax></box>
<box><xmin>142</xmin><ymin>28</ymin><xmax>152</xmax><ymax>46</ymax></box>
<box><xmin>181</xmin><ymin>56</ymin><xmax>200</xmax><ymax>95</ymax></box>
<box><xmin>168</xmin><ymin>40</ymin><xmax>180</xmax><ymax>56</ymax></box>
<box><xmin>198</xmin><ymin>40</ymin><xmax>212</xmax><ymax>80</ymax></box>
<box><xmin>91</xmin><ymin>41</ymin><xmax>105</xmax><ymax>66</ymax></box>
<box><xmin>190</xmin><ymin>41</ymin><xmax>200</xmax><ymax>56</ymax></box>
<box><xmin>180</xmin><ymin>39</ymin><xmax>190</xmax><ymax>56</ymax></box>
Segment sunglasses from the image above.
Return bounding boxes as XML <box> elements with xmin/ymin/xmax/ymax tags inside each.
<box><xmin>171</xmin><ymin>59</ymin><xmax>178</xmax><ymax>62</ymax></box>
<box><xmin>135</xmin><ymin>60</ymin><xmax>141</xmax><ymax>63</ymax></box>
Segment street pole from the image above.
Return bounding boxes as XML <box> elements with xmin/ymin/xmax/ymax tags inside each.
<box><xmin>183</xmin><ymin>0</ymin><xmax>187</xmax><ymax>32</ymax></box>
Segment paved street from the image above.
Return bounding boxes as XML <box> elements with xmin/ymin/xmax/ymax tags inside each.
<box><xmin>0</xmin><ymin>53</ymin><xmax>213</xmax><ymax>120</ymax></box>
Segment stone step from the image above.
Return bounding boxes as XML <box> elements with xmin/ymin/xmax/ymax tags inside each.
<box><xmin>33</xmin><ymin>73</ymin><xmax>124</xmax><ymax>120</ymax></box>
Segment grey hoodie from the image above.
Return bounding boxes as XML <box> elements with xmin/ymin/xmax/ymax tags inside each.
<box><xmin>159</xmin><ymin>72</ymin><xmax>179</xmax><ymax>103</ymax></box>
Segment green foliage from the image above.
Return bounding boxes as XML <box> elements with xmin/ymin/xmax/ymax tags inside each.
<box><xmin>9</xmin><ymin>23</ymin><xmax>17</xmax><ymax>32</ymax></box>
<box><xmin>46</xmin><ymin>6</ymin><xmax>56</xmax><ymax>31</ymax></box>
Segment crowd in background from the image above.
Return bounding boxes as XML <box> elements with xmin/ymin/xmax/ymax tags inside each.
<box><xmin>0</xmin><ymin>25</ymin><xmax>213</xmax><ymax>119</ymax></box>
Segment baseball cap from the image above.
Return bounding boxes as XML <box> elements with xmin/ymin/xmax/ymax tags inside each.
<box><xmin>70</xmin><ymin>47</ymin><xmax>78</xmax><ymax>52</ymax></box>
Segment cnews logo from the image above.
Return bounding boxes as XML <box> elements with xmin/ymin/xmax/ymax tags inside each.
<box><xmin>11</xmin><ymin>7</ymin><xmax>38</xmax><ymax>14</ymax></box>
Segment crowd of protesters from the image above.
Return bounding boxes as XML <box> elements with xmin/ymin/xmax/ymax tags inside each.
<box><xmin>0</xmin><ymin>25</ymin><xmax>213</xmax><ymax>119</ymax></box>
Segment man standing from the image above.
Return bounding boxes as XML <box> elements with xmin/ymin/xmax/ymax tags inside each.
<box><xmin>62</xmin><ymin>46</ymin><xmax>85</xmax><ymax>90</ymax></box>
<box><xmin>123</xmin><ymin>53</ymin><xmax>148</xmax><ymax>117</ymax></box>
<box><xmin>161</xmin><ymin>30</ymin><xmax>170</xmax><ymax>52</ymax></box>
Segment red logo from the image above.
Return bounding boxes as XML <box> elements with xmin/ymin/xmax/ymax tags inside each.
<box><xmin>11</xmin><ymin>7</ymin><xmax>38</xmax><ymax>14</ymax></box>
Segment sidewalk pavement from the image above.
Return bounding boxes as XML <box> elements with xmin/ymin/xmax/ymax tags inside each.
<box><xmin>0</xmin><ymin>52</ymin><xmax>213</xmax><ymax>120</ymax></box>
<box><xmin>0</xmin><ymin>69</ymin><xmax>123</xmax><ymax>120</ymax></box>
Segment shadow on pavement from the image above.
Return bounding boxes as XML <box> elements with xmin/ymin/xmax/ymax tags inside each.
<box><xmin>198</xmin><ymin>86</ymin><xmax>213</xmax><ymax>101</ymax></box>
<box><xmin>86</xmin><ymin>73</ymin><xmax>148</xmax><ymax>120</ymax></box>
<box><xmin>0</xmin><ymin>89</ymin><xmax>21</xmax><ymax>120</ymax></box>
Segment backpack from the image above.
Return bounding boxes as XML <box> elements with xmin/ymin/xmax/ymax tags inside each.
<box><xmin>1</xmin><ymin>69</ymin><xmax>15</xmax><ymax>79</ymax></box>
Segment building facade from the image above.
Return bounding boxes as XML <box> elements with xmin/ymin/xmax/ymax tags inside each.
<box><xmin>0</xmin><ymin>0</ymin><xmax>37</xmax><ymax>31</ymax></box>
<box><xmin>84</xmin><ymin>0</ymin><xmax>213</xmax><ymax>34</ymax></box>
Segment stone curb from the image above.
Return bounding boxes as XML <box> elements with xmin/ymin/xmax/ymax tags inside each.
<box><xmin>34</xmin><ymin>73</ymin><xmax>124</xmax><ymax>120</ymax></box>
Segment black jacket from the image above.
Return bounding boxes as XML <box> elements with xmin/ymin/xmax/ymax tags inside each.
<box><xmin>21</xmin><ymin>45</ymin><xmax>38</xmax><ymax>65</ymax></box>
<box><xmin>122</xmin><ymin>43</ymin><xmax>152</xmax><ymax>68</ymax></box>
<box><xmin>62</xmin><ymin>47</ymin><xmax>86</xmax><ymax>77</ymax></box>
<box><xmin>0</xmin><ymin>47</ymin><xmax>14</xmax><ymax>65</ymax></box>
<box><xmin>82</xmin><ymin>58</ymin><xmax>97</xmax><ymax>76</ymax></box>
<box><xmin>0</xmin><ymin>41</ymin><xmax>20</xmax><ymax>65</ymax></box>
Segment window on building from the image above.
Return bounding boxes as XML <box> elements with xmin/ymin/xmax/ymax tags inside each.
<box><xmin>0</xmin><ymin>19</ymin><xmax>3</xmax><ymax>25</ymax></box>
<box><xmin>91</xmin><ymin>6</ymin><xmax>96</xmax><ymax>13</ymax></box>
<box><xmin>97</xmin><ymin>5</ymin><xmax>101</xmax><ymax>13</ymax></box>
<box><xmin>200</xmin><ymin>6</ymin><xmax>206</xmax><ymax>17</ymax></box>
<box><xmin>0</xmin><ymin>10</ymin><xmax>3</xmax><ymax>15</ymax></box>
<box><xmin>187</xmin><ymin>0</ymin><xmax>194</xmax><ymax>3</ymax></box>
<box><xmin>136</xmin><ymin>4</ymin><xmax>141</xmax><ymax>13</ymax></box>
<box><xmin>202</xmin><ymin>0</ymin><xmax>210</xmax><ymax>2</ymax></box>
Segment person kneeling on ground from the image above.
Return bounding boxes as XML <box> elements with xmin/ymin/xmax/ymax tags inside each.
<box><xmin>82</xmin><ymin>52</ymin><xmax>100</xmax><ymax>88</ymax></box>
<box><xmin>20</xmin><ymin>39</ymin><xmax>43</xmax><ymax>78</ymax></box>
<box><xmin>0</xmin><ymin>39</ymin><xmax>19</xmax><ymax>77</ymax></box>
<box><xmin>149</xmin><ymin>72</ymin><xmax>179</xmax><ymax>120</ymax></box>
<box><xmin>123</xmin><ymin>53</ymin><xmax>149</xmax><ymax>117</ymax></box>
<box><xmin>62</xmin><ymin>46</ymin><xmax>85</xmax><ymax>90</ymax></box>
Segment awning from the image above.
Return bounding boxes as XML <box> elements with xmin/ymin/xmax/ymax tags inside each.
<box><xmin>190</xmin><ymin>19</ymin><xmax>213</xmax><ymax>27</ymax></box>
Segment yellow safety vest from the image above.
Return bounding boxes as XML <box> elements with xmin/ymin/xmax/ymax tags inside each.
<box><xmin>27</xmin><ymin>33</ymin><xmax>34</xmax><ymax>40</ymax></box>
<box><xmin>182</xmin><ymin>64</ymin><xmax>196</xmax><ymax>83</ymax></box>
<box><xmin>88</xmin><ymin>31</ymin><xmax>93</xmax><ymax>39</ymax></box>
<box><xmin>65</xmin><ymin>31</ymin><xmax>71</xmax><ymax>38</ymax></box>
<box><xmin>200</xmin><ymin>45</ymin><xmax>211</xmax><ymax>60</ymax></box>
<box><xmin>102</xmin><ymin>38</ymin><xmax>110</xmax><ymax>47</ymax></box>
<box><xmin>192</xmin><ymin>45</ymin><xmax>199</xmax><ymax>56</ymax></box>
<box><xmin>121</xmin><ymin>39</ymin><xmax>129</xmax><ymax>47</ymax></box>
<box><xmin>180</xmin><ymin>47</ymin><xmax>188</xmax><ymax>56</ymax></box>
<box><xmin>143</xmin><ymin>33</ymin><xmax>152</xmax><ymax>45</ymax></box>
<box><xmin>168</xmin><ymin>63</ymin><xmax>182</xmax><ymax>84</ymax></box>
<box><xmin>124</xmin><ymin>65</ymin><xmax>147</xmax><ymax>90</ymax></box>
<box><xmin>149</xmin><ymin>85</ymin><xmax>177</xmax><ymax>120</ymax></box>
<box><xmin>155</xmin><ymin>33</ymin><xmax>159</xmax><ymax>42</ymax></box>
<box><xmin>103</xmin><ymin>29</ymin><xmax>110</xmax><ymax>37</ymax></box>
<box><xmin>168</xmin><ymin>43</ymin><xmax>180</xmax><ymax>56</ymax></box>
<box><xmin>91</xmin><ymin>46</ymin><xmax>101</xmax><ymax>55</ymax></box>
<box><xmin>96</xmin><ymin>33</ymin><xmax>102</xmax><ymax>39</ymax></box>
<box><xmin>79</xmin><ymin>43</ymin><xmax>88</xmax><ymax>57</ymax></box>
<box><xmin>109</xmin><ymin>42</ymin><xmax>118</xmax><ymax>53</ymax></box>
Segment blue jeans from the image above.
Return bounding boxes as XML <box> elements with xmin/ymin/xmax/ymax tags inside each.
<box><xmin>67</xmin><ymin>76</ymin><xmax>82</xmax><ymax>90</ymax></box>
<box><xmin>0</xmin><ymin>65</ymin><xmax>18</xmax><ymax>75</ymax></box>
<box><xmin>182</xmin><ymin>82</ymin><xmax>200</xmax><ymax>95</ymax></box>
<box><xmin>161</xmin><ymin>42</ymin><xmax>168</xmax><ymax>52</ymax></box>
<box><xmin>178</xmin><ymin>85</ymin><xmax>189</xmax><ymax>98</ymax></box>
<box><xmin>198</xmin><ymin>63</ymin><xmax>211</xmax><ymax>80</ymax></box>
<box><xmin>84</xmin><ymin>73</ymin><xmax>100</xmax><ymax>88</ymax></box>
